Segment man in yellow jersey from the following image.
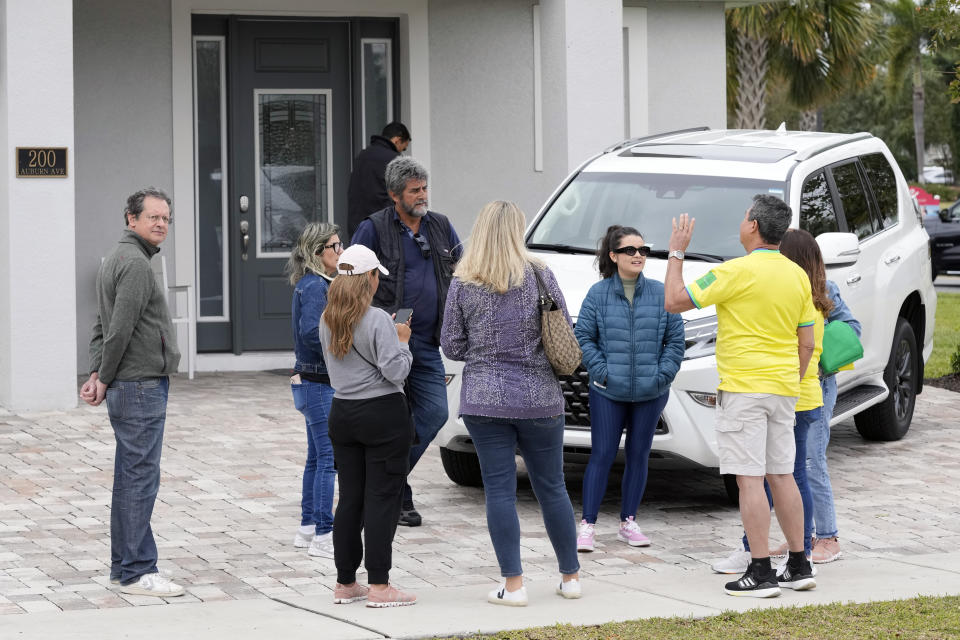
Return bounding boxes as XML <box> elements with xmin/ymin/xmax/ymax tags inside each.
<box><xmin>664</xmin><ymin>194</ymin><xmax>816</xmax><ymax>598</ymax></box>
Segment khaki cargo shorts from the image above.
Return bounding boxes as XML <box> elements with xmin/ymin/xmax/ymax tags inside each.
<box><xmin>715</xmin><ymin>391</ymin><xmax>797</xmax><ymax>476</ymax></box>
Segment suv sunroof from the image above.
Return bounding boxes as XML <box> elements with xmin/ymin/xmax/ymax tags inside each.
<box><xmin>622</xmin><ymin>144</ymin><xmax>796</xmax><ymax>163</ymax></box>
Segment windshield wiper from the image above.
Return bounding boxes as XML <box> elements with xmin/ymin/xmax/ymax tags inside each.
<box><xmin>527</xmin><ymin>243</ymin><xmax>596</xmax><ymax>255</ymax></box>
<box><xmin>646</xmin><ymin>248</ymin><xmax>725</xmax><ymax>263</ymax></box>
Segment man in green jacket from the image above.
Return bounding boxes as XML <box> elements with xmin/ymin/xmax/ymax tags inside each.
<box><xmin>80</xmin><ymin>188</ymin><xmax>185</xmax><ymax>597</ymax></box>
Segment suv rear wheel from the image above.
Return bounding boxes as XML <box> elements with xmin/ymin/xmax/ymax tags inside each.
<box><xmin>440</xmin><ymin>446</ymin><xmax>484</xmax><ymax>487</ymax></box>
<box><xmin>854</xmin><ymin>317</ymin><xmax>918</xmax><ymax>441</ymax></box>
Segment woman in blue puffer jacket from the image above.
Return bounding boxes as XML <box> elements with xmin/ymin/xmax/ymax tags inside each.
<box><xmin>574</xmin><ymin>225</ymin><xmax>685</xmax><ymax>552</ymax></box>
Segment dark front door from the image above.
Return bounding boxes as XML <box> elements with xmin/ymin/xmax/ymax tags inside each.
<box><xmin>230</xmin><ymin>18</ymin><xmax>350</xmax><ymax>351</ymax></box>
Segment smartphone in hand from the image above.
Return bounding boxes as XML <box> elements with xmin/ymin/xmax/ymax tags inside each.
<box><xmin>394</xmin><ymin>308</ymin><xmax>413</xmax><ymax>325</ymax></box>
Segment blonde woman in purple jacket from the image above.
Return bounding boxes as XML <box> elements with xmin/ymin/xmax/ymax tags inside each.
<box><xmin>441</xmin><ymin>201</ymin><xmax>581</xmax><ymax>607</ymax></box>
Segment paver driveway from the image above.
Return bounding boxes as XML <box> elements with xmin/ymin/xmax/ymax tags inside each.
<box><xmin>1</xmin><ymin>373</ymin><xmax>958</xmax><ymax>614</ymax></box>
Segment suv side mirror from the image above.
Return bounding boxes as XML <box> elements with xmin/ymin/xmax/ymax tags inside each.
<box><xmin>817</xmin><ymin>232</ymin><xmax>860</xmax><ymax>267</ymax></box>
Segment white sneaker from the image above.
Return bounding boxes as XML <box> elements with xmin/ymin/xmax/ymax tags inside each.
<box><xmin>556</xmin><ymin>579</ymin><xmax>582</xmax><ymax>599</ymax></box>
<box><xmin>711</xmin><ymin>549</ymin><xmax>752</xmax><ymax>574</ymax></box>
<box><xmin>308</xmin><ymin>532</ymin><xmax>335</xmax><ymax>558</ymax></box>
<box><xmin>118</xmin><ymin>573</ymin><xmax>185</xmax><ymax>597</ymax></box>
<box><xmin>293</xmin><ymin>530</ymin><xmax>313</xmax><ymax>548</ymax></box>
<box><xmin>488</xmin><ymin>584</ymin><xmax>528</xmax><ymax>606</ymax></box>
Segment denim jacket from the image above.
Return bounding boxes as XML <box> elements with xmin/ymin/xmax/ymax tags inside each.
<box><xmin>292</xmin><ymin>272</ymin><xmax>333</xmax><ymax>374</ymax></box>
<box><xmin>822</xmin><ymin>279</ymin><xmax>861</xmax><ymax>379</ymax></box>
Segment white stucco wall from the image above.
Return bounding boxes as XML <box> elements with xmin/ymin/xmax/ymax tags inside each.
<box><xmin>0</xmin><ymin>0</ymin><xmax>77</xmax><ymax>410</ymax></box>
<box><xmin>645</xmin><ymin>1</ymin><xmax>727</xmax><ymax>132</ymax></box>
<box><xmin>73</xmin><ymin>0</ymin><xmax>174</xmax><ymax>373</ymax></box>
<box><xmin>426</xmin><ymin>0</ymin><xmax>549</xmax><ymax>230</ymax></box>
<box><xmin>428</xmin><ymin>0</ymin><xmax>626</xmax><ymax>232</ymax></box>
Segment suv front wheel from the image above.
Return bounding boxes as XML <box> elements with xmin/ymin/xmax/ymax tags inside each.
<box><xmin>440</xmin><ymin>446</ymin><xmax>484</xmax><ymax>487</ymax></box>
<box><xmin>854</xmin><ymin>317</ymin><xmax>918</xmax><ymax>441</ymax></box>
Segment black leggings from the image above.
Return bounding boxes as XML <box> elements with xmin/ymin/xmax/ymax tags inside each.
<box><xmin>328</xmin><ymin>393</ymin><xmax>414</xmax><ymax>585</ymax></box>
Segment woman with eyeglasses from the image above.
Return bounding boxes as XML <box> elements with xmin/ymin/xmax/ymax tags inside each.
<box><xmin>285</xmin><ymin>223</ymin><xmax>343</xmax><ymax>559</ymax></box>
<box><xmin>574</xmin><ymin>225</ymin><xmax>685</xmax><ymax>552</ymax></box>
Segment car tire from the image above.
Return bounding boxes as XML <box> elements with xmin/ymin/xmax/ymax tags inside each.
<box><xmin>722</xmin><ymin>473</ymin><xmax>740</xmax><ymax>506</ymax></box>
<box><xmin>854</xmin><ymin>317</ymin><xmax>918</xmax><ymax>441</ymax></box>
<box><xmin>439</xmin><ymin>446</ymin><xmax>484</xmax><ymax>487</ymax></box>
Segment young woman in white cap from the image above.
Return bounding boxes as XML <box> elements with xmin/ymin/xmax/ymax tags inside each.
<box><xmin>319</xmin><ymin>244</ymin><xmax>417</xmax><ymax>607</ymax></box>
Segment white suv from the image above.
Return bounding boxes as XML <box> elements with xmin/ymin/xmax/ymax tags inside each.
<box><xmin>435</xmin><ymin>128</ymin><xmax>937</xmax><ymax>499</ymax></box>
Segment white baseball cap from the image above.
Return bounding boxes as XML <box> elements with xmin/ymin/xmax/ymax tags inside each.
<box><xmin>336</xmin><ymin>244</ymin><xmax>389</xmax><ymax>276</ymax></box>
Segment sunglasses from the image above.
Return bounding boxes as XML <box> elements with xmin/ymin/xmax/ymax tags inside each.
<box><xmin>316</xmin><ymin>241</ymin><xmax>343</xmax><ymax>255</ymax></box>
<box><xmin>613</xmin><ymin>245</ymin><xmax>650</xmax><ymax>257</ymax></box>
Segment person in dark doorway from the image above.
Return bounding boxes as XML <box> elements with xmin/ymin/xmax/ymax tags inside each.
<box><xmin>347</xmin><ymin>121</ymin><xmax>411</xmax><ymax>237</ymax></box>
<box><xmin>351</xmin><ymin>156</ymin><xmax>463</xmax><ymax>527</ymax></box>
<box><xmin>80</xmin><ymin>187</ymin><xmax>184</xmax><ymax>597</ymax></box>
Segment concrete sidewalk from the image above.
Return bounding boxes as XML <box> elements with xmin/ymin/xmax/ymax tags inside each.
<box><xmin>5</xmin><ymin>552</ymin><xmax>960</xmax><ymax>639</ymax></box>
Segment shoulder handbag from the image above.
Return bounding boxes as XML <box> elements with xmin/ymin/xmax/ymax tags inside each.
<box><xmin>820</xmin><ymin>320</ymin><xmax>864</xmax><ymax>375</ymax></box>
<box><xmin>531</xmin><ymin>266</ymin><xmax>582</xmax><ymax>376</ymax></box>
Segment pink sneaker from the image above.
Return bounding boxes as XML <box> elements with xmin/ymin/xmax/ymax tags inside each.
<box><xmin>617</xmin><ymin>517</ymin><xmax>650</xmax><ymax>547</ymax></box>
<box><xmin>333</xmin><ymin>582</ymin><xmax>368</xmax><ymax>604</ymax></box>
<box><xmin>577</xmin><ymin>520</ymin><xmax>595</xmax><ymax>552</ymax></box>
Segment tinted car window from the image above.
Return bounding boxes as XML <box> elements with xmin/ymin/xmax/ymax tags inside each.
<box><xmin>860</xmin><ymin>152</ymin><xmax>898</xmax><ymax>228</ymax></box>
<box><xmin>831</xmin><ymin>162</ymin><xmax>873</xmax><ymax>239</ymax></box>
<box><xmin>799</xmin><ymin>171</ymin><xmax>839</xmax><ymax>237</ymax></box>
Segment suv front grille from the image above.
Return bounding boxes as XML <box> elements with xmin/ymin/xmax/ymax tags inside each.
<box><xmin>560</xmin><ymin>367</ymin><xmax>668</xmax><ymax>435</ymax></box>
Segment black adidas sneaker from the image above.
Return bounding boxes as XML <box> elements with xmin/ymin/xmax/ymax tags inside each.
<box><xmin>724</xmin><ymin>566</ymin><xmax>781</xmax><ymax>598</ymax></box>
<box><xmin>777</xmin><ymin>559</ymin><xmax>817</xmax><ymax>591</ymax></box>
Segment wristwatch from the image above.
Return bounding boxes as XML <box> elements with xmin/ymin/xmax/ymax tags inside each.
<box><xmin>668</xmin><ymin>250</ymin><xmax>685</xmax><ymax>261</ymax></box>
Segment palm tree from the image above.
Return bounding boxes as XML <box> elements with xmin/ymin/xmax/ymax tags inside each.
<box><xmin>884</xmin><ymin>0</ymin><xmax>934</xmax><ymax>181</ymax></box>
<box><xmin>728</xmin><ymin>1</ymin><xmax>875</xmax><ymax>131</ymax></box>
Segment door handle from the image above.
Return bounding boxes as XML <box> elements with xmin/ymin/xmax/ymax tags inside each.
<box><xmin>239</xmin><ymin>219</ymin><xmax>249</xmax><ymax>261</ymax></box>
<box><xmin>884</xmin><ymin>254</ymin><xmax>901</xmax><ymax>265</ymax></box>
<box><xmin>846</xmin><ymin>274</ymin><xmax>861</xmax><ymax>285</ymax></box>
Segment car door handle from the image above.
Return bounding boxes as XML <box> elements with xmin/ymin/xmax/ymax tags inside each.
<box><xmin>884</xmin><ymin>254</ymin><xmax>901</xmax><ymax>265</ymax></box>
<box><xmin>846</xmin><ymin>274</ymin><xmax>862</xmax><ymax>285</ymax></box>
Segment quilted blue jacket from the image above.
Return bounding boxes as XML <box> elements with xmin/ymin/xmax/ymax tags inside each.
<box><xmin>575</xmin><ymin>272</ymin><xmax>685</xmax><ymax>403</ymax></box>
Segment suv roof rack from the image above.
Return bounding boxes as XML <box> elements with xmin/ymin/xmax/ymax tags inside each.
<box><xmin>603</xmin><ymin>126</ymin><xmax>711</xmax><ymax>153</ymax></box>
<box><xmin>793</xmin><ymin>132</ymin><xmax>874</xmax><ymax>161</ymax></box>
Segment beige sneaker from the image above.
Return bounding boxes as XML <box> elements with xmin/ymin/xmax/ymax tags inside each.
<box><xmin>811</xmin><ymin>536</ymin><xmax>842</xmax><ymax>564</ymax></box>
<box><xmin>118</xmin><ymin>573</ymin><xmax>185</xmax><ymax>597</ymax></box>
<box><xmin>367</xmin><ymin>584</ymin><xmax>417</xmax><ymax>608</ymax></box>
<box><xmin>333</xmin><ymin>582</ymin><xmax>369</xmax><ymax>604</ymax></box>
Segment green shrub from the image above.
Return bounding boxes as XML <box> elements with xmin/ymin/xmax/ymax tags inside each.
<box><xmin>952</xmin><ymin>343</ymin><xmax>960</xmax><ymax>376</ymax></box>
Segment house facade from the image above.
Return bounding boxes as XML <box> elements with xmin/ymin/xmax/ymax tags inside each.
<box><xmin>0</xmin><ymin>0</ymin><xmax>733</xmax><ymax>411</ymax></box>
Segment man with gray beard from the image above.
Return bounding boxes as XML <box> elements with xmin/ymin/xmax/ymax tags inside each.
<box><xmin>351</xmin><ymin>157</ymin><xmax>462</xmax><ymax>527</ymax></box>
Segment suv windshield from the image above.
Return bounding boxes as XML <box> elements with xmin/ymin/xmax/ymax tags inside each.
<box><xmin>527</xmin><ymin>172</ymin><xmax>789</xmax><ymax>260</ymax></box>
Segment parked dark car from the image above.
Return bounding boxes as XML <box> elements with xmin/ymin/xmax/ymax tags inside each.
<box><xmin>924</xmin><ymin>212</ymin><xmax>960</xmax><ymax>278</ymax></box>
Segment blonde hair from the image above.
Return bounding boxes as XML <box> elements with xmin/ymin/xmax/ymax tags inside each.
<box><xmin>454</xmin><ymin>200</ymin><xmax>543</xmax><ymax>293</ymax></box>
<box><xmin>285</xmin><ymin>222</ymin><xmax>340</xmax><ymax>285</ymax></box>
<box><xmin>322</xmin><ymin>271</ymin><xmax>376</xmax><ymax>358</ymax></box>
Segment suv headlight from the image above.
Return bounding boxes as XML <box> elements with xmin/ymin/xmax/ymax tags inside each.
<box><xmin>683</xmin><ymin>315</ymin><xmax>717</xmax><ymax>360</ymax></box>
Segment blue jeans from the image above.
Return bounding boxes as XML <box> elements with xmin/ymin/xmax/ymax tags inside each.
<box><xmin>106</xmin><ymin>377</ymin><xmax>168</xmax><ymax>585</ymax></box>
<box><xmin>743</xmin><ymin>406</ymin><xmax>818</xmax><ymax>555</ymax></box>
<box><xmin>462</xmin><ymin>414</ymin><xmax>580</xmax><ymax>578</ymax></box>
<box><xmin>582</xmin><ymin>389</ymin><xmax>669</xmax><ymax>523</ymax></box>
<box><xmin>806</xmin><ymin>376</ymin><xmax>839</xmax><ymax>538</ymax></box>
<box><xmin>292</xmin><ymin>380</ymin><xmax>335</xmax><ymax>535</ymax></box>
<box><xmin>401</xmin><ymin>339</ymin><xmax>449</xmax><ymax>506</ymax></box>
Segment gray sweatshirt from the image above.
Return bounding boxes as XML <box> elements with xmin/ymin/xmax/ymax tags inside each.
<box><xmin>89</xmin><ymin>230</ymin><xmax>181</xmax><ymax>385</ymax></box>
<box><xmin>319</xmin><ymin>306</ymin><xmax>413</xmax><ymax>400</ymax></box>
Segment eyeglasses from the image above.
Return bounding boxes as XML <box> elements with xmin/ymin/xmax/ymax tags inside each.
<box><xmin>613</xmin><ymin>245</ymin><xmax>650</xmax><ymax>257</ymax></box>
<box><xmin>412</xmin><ymin>233</ymin><xmax>431</xmax><ymax>259</ymax></box>
<box><xmin>316</xmin><ymin>241</ymin><xmax>343</xmax><ymax>255</ymax></box>
<box><xmin>146</xmin><ymin>214</ymin><xmax>173</xmax><ymax>225</ymax></box>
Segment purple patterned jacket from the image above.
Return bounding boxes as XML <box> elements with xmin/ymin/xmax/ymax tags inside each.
<box><xmin>440</xmin><ymin>265</ymin><xmax>570</xmax><ymax>419</ymax></box>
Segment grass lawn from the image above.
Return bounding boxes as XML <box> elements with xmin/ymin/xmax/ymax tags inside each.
<box><xmin>928</xmin><ymin>292</ymin><xmax>960</xmax><ymax>378</ymax></box>
<box><xmin>443</xmin><ymin>595</ymin><xmax>960</xmax><ymax>639</ymax></box>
